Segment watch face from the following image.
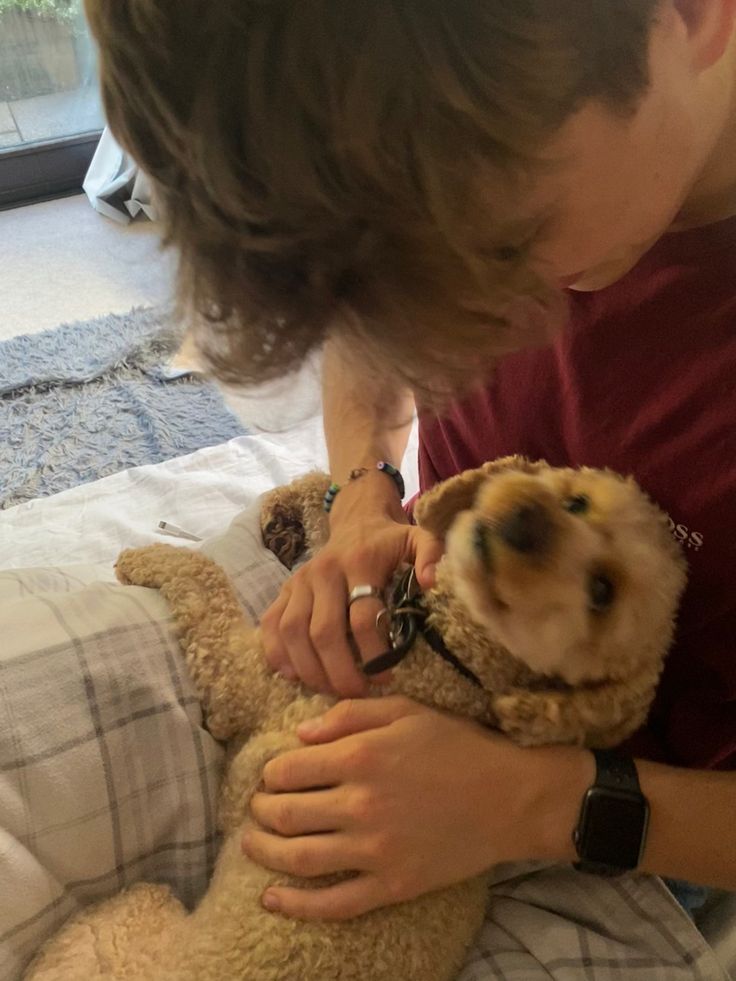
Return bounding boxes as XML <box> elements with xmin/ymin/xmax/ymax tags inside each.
<box><xmin>577</xmin><ymin>788</ymin><xmax>650</xmax><ymax>869</ymax></box>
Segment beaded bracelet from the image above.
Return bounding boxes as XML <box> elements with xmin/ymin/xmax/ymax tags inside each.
<box><xmin>323</xmin><ymin>461</ymin><xmax>405</xmax><ymax>513</ymax></box>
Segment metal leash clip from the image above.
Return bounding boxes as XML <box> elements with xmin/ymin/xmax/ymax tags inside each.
<box><xmin>362</xmin><ymin>567</ymin><xmax>426</xmax><ymax>676</ymax></box>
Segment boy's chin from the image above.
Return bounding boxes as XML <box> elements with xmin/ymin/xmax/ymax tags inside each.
<box><xmin>567</xmin><ymin>247</ymin><xmax>656</xmax><ymax>292</ymax></box>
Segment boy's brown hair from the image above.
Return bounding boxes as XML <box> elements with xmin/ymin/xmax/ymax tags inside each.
<box><xmin>85</xmin><ymin>0</ymin><xmax>660</xmax><ymax>399</ymax></box>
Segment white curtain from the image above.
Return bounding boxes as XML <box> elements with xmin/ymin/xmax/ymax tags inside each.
<box><xmin>83</xmin><ymin>127</ymin><xmax>157</xmax><ymax>224</ymax></box>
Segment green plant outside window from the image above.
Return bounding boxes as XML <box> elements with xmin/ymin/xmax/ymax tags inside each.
<box><xmin>0</xmin><ymin>0</ymin><xmax>82</xmax><ymax>20</ymax></box>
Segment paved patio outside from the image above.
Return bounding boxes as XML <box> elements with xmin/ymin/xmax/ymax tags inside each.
<box><xmin>0</xmin><ymin>82</ymin><xmax>102</xmax><ymax>149</ymax></box>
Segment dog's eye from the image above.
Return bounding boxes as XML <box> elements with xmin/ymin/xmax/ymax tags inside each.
<box><xmin>565</xmin><ymin>495</ymin><xmax>590</xmax><ymax>515</ymax></box>
<box><xmin>589</xmin><ymin>572</ymin><xmax>615</xmax><ymax>614</ymax></box>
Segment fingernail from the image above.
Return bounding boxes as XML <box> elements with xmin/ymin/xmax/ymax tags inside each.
<box><xmin>263</xmin><ymin>891</ymin><xmax>281</xmax><ymax>912</ymax></box>
<box><xmin>297</xmin><ymin>716</ymin><xmax>323</xmax><ymax>737</ymax></box>
<box><xmin>422</xmin><ymin>563</ymin><xmax>437</xmax><ymax>585</ymax></box>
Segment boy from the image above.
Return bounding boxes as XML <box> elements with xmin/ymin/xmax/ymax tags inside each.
<box><xmin>86</xmin><ymin>1</ymin><xmax>736</xmax><ymax>974</ymax></box>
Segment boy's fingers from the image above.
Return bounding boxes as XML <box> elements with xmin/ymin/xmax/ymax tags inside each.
<box><xmin>309</xmin><ymin>572</ymin><xmax>368</xmax><ymax>697</ymax></box>
<box><xmin>413</xmin><ymin>530</ymin><xmax>445</xmax><ymax>589</ymax></box>
<box><xmin>296</xmin><ymin>696</ymin><xmax>421</xmax><ymax>742</ymax></box>
<box><xmin>261</xmin><ymin>874</ymin><xmax>387</xmax><ymax>921</ymax></box>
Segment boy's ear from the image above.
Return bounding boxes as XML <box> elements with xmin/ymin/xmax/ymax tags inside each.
<box><xmin>415</xmin><ymin>455</ymin><xmax>545</xmax><ymax>539</ymax></box>
<box><xmin>675</xmin><ymin>0</ymin><xmax>736</xmax><ymax>70</ymax></box>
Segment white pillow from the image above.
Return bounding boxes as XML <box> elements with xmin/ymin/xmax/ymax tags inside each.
<box><xmin>0</xmin><ymin>497</ymin><xmax>288</xmax><ymax>981</ymax></box>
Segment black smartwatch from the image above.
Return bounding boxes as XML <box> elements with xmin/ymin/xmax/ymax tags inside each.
<box><xmin>572</xmin><ymin>749</ymin><xmax>650</xmax><ymax>876</ymax></box>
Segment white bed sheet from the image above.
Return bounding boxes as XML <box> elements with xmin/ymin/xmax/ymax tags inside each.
<box><xmin>0</xmin><ymin>416</ymin><xmax>420</xmax><ymax>572</ymax></box>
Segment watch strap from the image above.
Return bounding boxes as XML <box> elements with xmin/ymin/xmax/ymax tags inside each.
<box><xmin>592</xmin><ymin>749</ymin><xmax>643</xmax><ymax>793</ymax></box>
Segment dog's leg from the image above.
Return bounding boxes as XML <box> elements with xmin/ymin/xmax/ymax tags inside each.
<box><xmin>115</xmin><ymin>544</ymin><xmax>296</xmax><ymax>740</ymax></box>
<box><xmin>23</xmin><ymin>883</ymin><xmax>185</xmax><ymax>981</ymax></box>
<box><xmin>492</xmin><ymin>667</ymin><xmax>661</xmax><ymax>749</ymax></box>
<box><xmin>260</xmin><ymin>472</ymin><xmax>330</xmax><ymax>569</ymax></box>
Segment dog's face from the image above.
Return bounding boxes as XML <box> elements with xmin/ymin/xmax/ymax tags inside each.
<box><xmin>443</xmin><ymin>466</ymin><xmax>686</xmax><ymax>685</ymax></box>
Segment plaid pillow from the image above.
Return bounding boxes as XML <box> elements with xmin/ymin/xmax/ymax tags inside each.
<box><xmin>0</xmin><ymin>498</ymin><xmax>288</xmax><ymax>981</ymax></box>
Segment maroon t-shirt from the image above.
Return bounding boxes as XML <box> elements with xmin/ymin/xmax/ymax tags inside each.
<box><xmin>418</xmin><ymin>216</ymin><xmax>736</xmax><ymax>771</ymax></box>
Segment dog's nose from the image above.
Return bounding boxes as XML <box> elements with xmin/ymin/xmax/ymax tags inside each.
<box><xmin>497</xmin><ymin>502</ymin><xmax>553</xmax><ymax>555</ymax></box>
<box><xmin>473</xmin><ymin>520</ymin><xmax>492</xmax><ymax>568</ymax></box>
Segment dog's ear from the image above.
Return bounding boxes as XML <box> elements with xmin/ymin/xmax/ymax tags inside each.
<box><xmin>414</xmin><ymin>455</ymin><xmax>546</xmax><ymax>539</ymax></box>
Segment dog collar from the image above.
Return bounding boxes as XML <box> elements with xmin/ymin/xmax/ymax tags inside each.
<box><xmin>361</xmin><ymin>567</ymin><xmax>484</xmax><ymax>689</ymax></box>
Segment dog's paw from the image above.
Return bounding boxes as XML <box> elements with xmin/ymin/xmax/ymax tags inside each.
<box><xmin>493</xmin><ymin>691</ymin><xmax>571</xmax><ymax>747</ymax></box>
<box><xmin>261</xmin><ymin>503</ymin><xmax>307</xmax><ymax>570</ymax></box>
<box><xmin>114</xmin><ymin>548</ymin><xmax>139</xmax><ymax>585</ymax></box>
<box><xmin>114</xmin><ymin>543</ymin><xmax>184</xmax><ymax>588</ymax></box>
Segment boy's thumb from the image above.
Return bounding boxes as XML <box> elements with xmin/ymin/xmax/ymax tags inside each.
<box><xmin>414</xmin><ymin>533</ymin><xmax>444</xmax><ymax>589</ymax></box>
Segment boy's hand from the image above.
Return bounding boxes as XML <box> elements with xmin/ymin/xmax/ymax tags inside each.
<box><xmin>260</xmin><ymin>474</ymin><xmax>443</xmax><ymax>696</ymax></box>
<box><xmin>243</xmin><ymin>697</ymin><xmax>591</xmax><ymax>920</ymax></box>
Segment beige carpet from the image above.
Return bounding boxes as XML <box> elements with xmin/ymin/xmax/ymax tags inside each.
<box><xmin>0</xmin><ymin>195</ymin><xmax>173</xmax><ymax>340</ymax></box>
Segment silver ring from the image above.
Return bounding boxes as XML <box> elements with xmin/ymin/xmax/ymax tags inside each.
<box><xmin>348</xmin><ymin>584</ymin><xmax>384</xmax><ymax>608</ymax></box>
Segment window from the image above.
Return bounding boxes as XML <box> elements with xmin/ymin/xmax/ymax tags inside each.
<box><xmin>0</xmin><ymin>0</ymin><xmax>104</xmax><ymax>208</ymax></box>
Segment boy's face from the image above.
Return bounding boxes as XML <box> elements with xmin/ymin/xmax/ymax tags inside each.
<box><xmin>489</xmin><ymin>5</ymin><xmax>729</xmax><ymax>292</ymax></box>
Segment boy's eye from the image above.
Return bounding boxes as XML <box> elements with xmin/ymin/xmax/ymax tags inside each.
<box><xmin>589</xmin><ymin>573</ymin><xmax>615</xmax><ymax>614</ymax></box>
<box><xmin>564</xmin><ymin>494</ymin><xmax>590</xmax><ymax>515</ymax></box>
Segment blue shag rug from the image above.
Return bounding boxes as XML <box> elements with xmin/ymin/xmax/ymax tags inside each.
<box><xmin>0</xmin><ymin>307</ymin><xmax>247</xmax><ymax>509</ymax></box>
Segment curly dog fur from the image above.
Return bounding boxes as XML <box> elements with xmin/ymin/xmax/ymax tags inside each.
<box><xmin>24</xmin><ymin>457</ymin><xmax>686</xmax><ymax>981</ymax></box>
